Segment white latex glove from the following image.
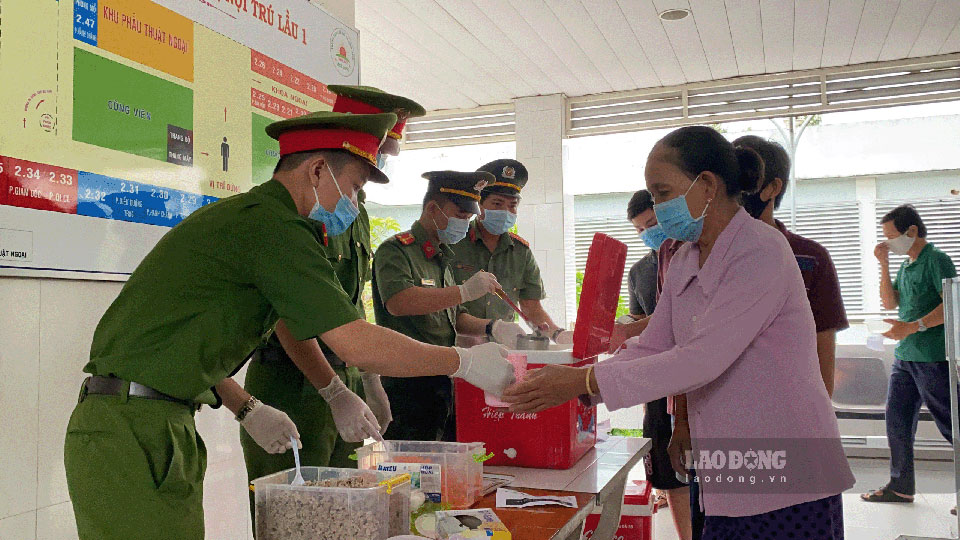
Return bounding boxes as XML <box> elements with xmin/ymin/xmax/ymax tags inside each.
<box><xmin>453</xmin><ymin>343</ymin><xmax>515</xmax><ymax>396</ymax></box>
<box><xmin>360</xmin><ymin>372</ymin><xmax>392</xmax><ymax>435</ymax></box>
<box><xmin>458</xmin><ymin>271</ymin><xmax>500</xmax><ymax>302</ymax></box>
<box><xmin>491</xmin><ymin>320</ymin><xmax>525</xmax><ymax>348</ymax></box>
<box><xmin>554</xmin><ymin>329</ymin><xmax>574</xmax><ymax>345</ymax></box>
<box><xmin>240</xmin><ymin>401</ymin><xmax>301</xmax><ymax>455</ymax></box>
<box><xmin>318</xmin><ymin>376</ymin><xmax>381</xmax><ymax>442</ymax></box>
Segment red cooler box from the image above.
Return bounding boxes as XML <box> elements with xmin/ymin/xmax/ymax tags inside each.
<box><xmin>456</xmin><ymin>233</ymin><xmax>628</xmax><ymax>469</ymax></box>
<box><xmin>580</xmin><ymin>480</ymin><xmax>655</xmax><ymax>540</ymax></box>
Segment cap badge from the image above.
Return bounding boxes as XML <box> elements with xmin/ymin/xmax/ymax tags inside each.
<box><xmin>502</xmin><ymin>166</ymin><xmax>516</xmax><ymax>180</ymax></box>
<box><xmin>474</xmin><ymin>179</ymin><xmax>489</xmax><ymax>191</ymax></box>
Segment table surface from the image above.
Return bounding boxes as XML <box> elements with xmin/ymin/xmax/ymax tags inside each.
<box><xmin>485</xmin><ymin>436</ymin><xmax>650</xmax><ymax>494</ymax></box>
<box><xmin>475</xmin><ymin>436</ymin><xmax>651</xmax><ymax>540</ymax></box>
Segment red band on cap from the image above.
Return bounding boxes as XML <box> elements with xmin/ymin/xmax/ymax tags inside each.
<box><xmin>388</xmin><ymin>118</ymin><xmax>408</xmax><ymax>140</ymax></box>
<box><xmin>332</xmin><ymin>95</ymin><xmax>383</xmax><ymax>115</ymax></box>
<box><xmin>277</xmin><ymin>128</ymin><xmax>380</xmax><ymax>166</ymax></box>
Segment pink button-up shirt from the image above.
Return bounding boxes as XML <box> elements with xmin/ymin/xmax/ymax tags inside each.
<box><xmin>594</xmin><ymin>208</ymin><xmax>854</xmax><ymax>517</ymax></box>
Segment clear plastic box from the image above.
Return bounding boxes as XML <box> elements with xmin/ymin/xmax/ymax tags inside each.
<box><xmin>356</xmin><ymin>440</ymin><xmax>486</xmax><ymax>509</ymax></box>
<box><xmin>252</xmin><ymin>466</ymin><xmax>411</xmax><ymax>540</ymax></box>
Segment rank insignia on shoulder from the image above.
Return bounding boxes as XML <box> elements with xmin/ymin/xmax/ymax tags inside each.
<box><xmin>395</xmin><ymin>232</ymin><xmax>415</xmax><ymax>245</ymax></box>
<box><xmin>421</xmin><ymin>278</ymin><xmax>436</xmax><ymax>287</ymax></box>
<box><xmin>508</xmin><ymin>232</ymin><xmax>529</xmax><ymax>247</ymax></box>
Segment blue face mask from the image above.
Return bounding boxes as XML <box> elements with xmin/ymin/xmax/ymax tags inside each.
<box><xmin>434</xmin><ymin>207</ymin><xmax>471</xmax><ymax>245</ymax></box>
<box><xmin>639</xmin><ymin>224</ymin><xmax>668</xmax><ymax>251</ymax></box>
<box><xmin>377</xmin><ymin>153</ymin><xmax>389</xmax><ymax>170</ymax></box>
<box><xmin>309</xmin><ymin>164</ymin><xmax>359</xmax><ymax>237</ymax></box>
<box><xmin>653</xmin><ymin>174</ymin><xmax>711</xmax><ymax>243</ymax></box>
<box><xmin>480</xmin><ymin>209</ymin><xmax>517</xmax><ymax>236</ymax></box>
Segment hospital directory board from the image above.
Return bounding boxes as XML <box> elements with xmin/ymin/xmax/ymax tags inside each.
<box><xmin>0</xmin><ymin>0</ymin><xmax>359</xmax><ymax>279</ymax></box>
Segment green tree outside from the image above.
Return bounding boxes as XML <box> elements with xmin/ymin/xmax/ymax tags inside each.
<box><xmin>362</xmin><ymin>215</ymin><xmax>402</xmax><ymax>322</ymax></box>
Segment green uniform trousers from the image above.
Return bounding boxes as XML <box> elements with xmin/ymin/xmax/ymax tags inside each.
<box><xmin>240</xmin><ymin>359</ymin><xmax>364</xmax><ymax>532</ymax></box>
<box><xmin>64</xmin><ymin>394</ymin><xmax>206</xmax><ymax>540</ymax></box>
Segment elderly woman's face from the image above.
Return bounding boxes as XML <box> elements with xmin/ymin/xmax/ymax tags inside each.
<box><xmin>644</xmin><ymin>145</ymin><xmax>713</xmax><ymax>230</ymax></box>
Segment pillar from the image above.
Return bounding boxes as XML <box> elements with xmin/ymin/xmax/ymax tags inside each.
<box><xmin>513</xmin><ymin>94</ymin><xmax>576</xmax><ymax>328</ymax></box>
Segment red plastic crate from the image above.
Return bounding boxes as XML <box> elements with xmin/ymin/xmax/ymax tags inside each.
<box><xmin>581</xmin><ymin>481</ymin><xmax>655</xmax><ymax>540</ymax></box>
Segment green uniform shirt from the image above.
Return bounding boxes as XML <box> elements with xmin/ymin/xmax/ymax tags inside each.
<box><xmin>325</xmin><ymin>192</ymin><xmax>372</xmax><ymax>317</ymax></box>
<box><xmin>372</xmin><ymin>220</ymin><xmax>461</xmax><ymax>346</ymax></box>
<box><xmin>260</xmin><ymin>199</ymin><xmax>372</xmax><ymax>357</ymax></box>
<box><xmin>893</xmin><ymin>243</ymin><xmax>957</xmax><ymax>362</ymax></box>
<box><xmin>449</xmin><ymin>220</ymin><xmax>545</xmax><ymax>321</ymax></box>
<box><xmin>84</xmin><ymin>180</ymin><xmax>360</xmax><ymax>403</ymax></box>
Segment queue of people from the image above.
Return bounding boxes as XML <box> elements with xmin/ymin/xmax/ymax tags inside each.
<box><xmin>502</xmin><ymin>125</ymin><xmax>957</xmax><ymax>539</ymax></box>
<box><xmin>62</xmin><ymin>82</ymin><xmax>956</xmax><ymax>539</ymax></box>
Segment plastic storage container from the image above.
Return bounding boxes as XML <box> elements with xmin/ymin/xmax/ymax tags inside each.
<box><xmin>457</xmin><ymin>233</ymin><xmax>628</xmax><ymax>469</ymax></box>
<box><xmin>251</xmin><ymin>466</ymin><xmax>410</xmax><ymax>540</ymax></box>
<box><xmin>357</xmin><ymin>440</ymin><xmax>486</xmax><ymax>509</ymax></box>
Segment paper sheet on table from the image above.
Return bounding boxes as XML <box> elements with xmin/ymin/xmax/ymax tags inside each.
<box><xmin>495</xmin><ymin>488</ymin><xmax>577</xmax><ymax>508</ymax></box>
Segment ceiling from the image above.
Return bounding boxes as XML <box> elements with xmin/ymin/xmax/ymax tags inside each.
<box><xmin>356</xmin><ymin>0</ymin><xmax>960</xmax><ymax>112</ymax></box>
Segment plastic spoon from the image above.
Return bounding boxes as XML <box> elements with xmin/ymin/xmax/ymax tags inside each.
<box><xmin>290</xmin><ymin>436</ymin><xmax>305</xmax><ymax>486</ymax></box>
<box><xmin>371</xmin><ymin>430</ymin><xmax>393</xmax><ymax>461</ymax></box>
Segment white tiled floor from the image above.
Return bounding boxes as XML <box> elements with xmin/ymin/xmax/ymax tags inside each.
<box><xmin>649</xmin><ymin>458</ymin><xmax>959</xmax><ymax>540</ymax></box>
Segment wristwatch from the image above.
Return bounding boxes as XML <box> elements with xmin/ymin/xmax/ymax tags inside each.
<box><xmin>916</xmin><ymin>319</ymin><xmax>928</xmax><ymax>332</ymax></box>
<box><xmin>235</xmin><ymin>396</ymin><xmax>260</xmax><ymax>422</ymax></box>
<box><xmin>485</xmin><ymin>319</ymin><xmax>496</xmax><ymax>337</ymax></box>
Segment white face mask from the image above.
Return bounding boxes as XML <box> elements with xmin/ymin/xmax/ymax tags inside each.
<box><xmin>886</xmin><ymin>233</ymin><xmax>916</xmax><ymax>256</ymax></box>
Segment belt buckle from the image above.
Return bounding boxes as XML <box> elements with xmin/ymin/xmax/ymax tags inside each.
<box><xmin>78</xmin><ymin>377</ymin><xmax>90</xmax><ymax>403</ymax></box>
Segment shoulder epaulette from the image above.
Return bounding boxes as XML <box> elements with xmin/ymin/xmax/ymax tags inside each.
<box><xmin>509</xmin><ymin>232</ymin><xmax>529</xmax><ymax>247</ymax></box>
<box><xmin>395</xmin><ymin>232</ymin><xmax>415</xmax><ymax>245</ymax></box>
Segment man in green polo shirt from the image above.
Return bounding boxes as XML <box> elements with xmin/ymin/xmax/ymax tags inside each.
<box><xmin>449</xmin><ymin>159</ymin><xmax>571</xmax><ymax>344</ymax></box>
<box><xmin>862</xmin><ymin>204</ymin><xmax>957</xmax><ymax>506</ymax></box>
<box><xmin>63</xmin><ymin>112</ymin><xmax>514</xmax><ymax>540</ymax></box>
<box><xmin>240</xmin><ymin>88</ymin><xmax>427</xmax><ymax>507</ymax></box>
<box><xmin>373</xmin><ymin>171</ymin><xmax>526</xmax><ymax>441</ymax></box>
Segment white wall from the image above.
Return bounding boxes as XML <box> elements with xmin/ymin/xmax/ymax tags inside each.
<box><xmin>0</xmin><ymin>277</ymin><xmax>254</xmax><ymax>540</ymax></box>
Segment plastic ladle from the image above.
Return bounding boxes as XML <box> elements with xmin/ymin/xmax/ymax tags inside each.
<box><xmin>290</xmin><ymin>436</ymin><xmax>305</xmax><ymax>486</ymax></box>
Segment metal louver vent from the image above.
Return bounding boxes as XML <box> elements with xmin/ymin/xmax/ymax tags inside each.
<box><xmin>402</xmin><ymin>105</ymin><xmax>515</xmax><ymax>149</ymax></box>
<box><xmin>568</xmin><ymin>54</ymin><xmax>960</xmax><ymax>138</ymax></box>
<box><xmin>776</xmin><ymin>202</ymin><xmax>864</xmax><ymax>315</ymax></box>
<box><xmin>574</xmin><ymin>202</ymin><xmax>864</xmax><ymax>316</ymax></box>
<box><xmin>574</xmin><ymin>216</ymin><xmax>647</xmax><ymax>308</ymax></box>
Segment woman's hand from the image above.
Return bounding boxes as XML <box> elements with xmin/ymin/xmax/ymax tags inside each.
<box><xmin>667</xmin><ymin>420</ymin><xmax>692</xmax><ymax>476</ymax></box>
<box><xmin>502</xmin><ymin>364</ymin><xmax>588</xmax><ymax>413</ymax></box>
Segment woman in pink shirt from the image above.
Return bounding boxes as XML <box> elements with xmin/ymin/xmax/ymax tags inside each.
<box><xmin>504</xmin><ymin>126</ymin><xmax>854</xmax><ymax>539</ymax></box>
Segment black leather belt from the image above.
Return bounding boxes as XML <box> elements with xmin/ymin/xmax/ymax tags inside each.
<box><xmin>79</xmin><ymin>376</ymin><xmax>199</xmax><ymax>410</ymax></box>
<box><xmin>252</xmin><ymin>347</ymin><xmax>346</xmax><ymax>368</ymax></box>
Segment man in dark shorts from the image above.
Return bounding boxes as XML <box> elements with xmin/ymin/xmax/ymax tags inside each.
<box><xmin>620</xmin><ymin>189</ymin><xmax>692</xmax><ymax>540</ymax></box>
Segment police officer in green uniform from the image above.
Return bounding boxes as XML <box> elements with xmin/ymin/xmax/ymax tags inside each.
<box><xmin>372</xmin><ymin>171</ymin><xmax>527</xmax><ymax>442</ymax></box>
<box><xmin>240</xmin><ymin>88</ymin><xmax>426</xmax><ymax>507</ymax></box>
<box><xmin>450</xmin><ymin>159</ymin><xmax>573</xmax><ymax>343</ymax></box>
<box><xmin>63</xmin><ymin>112</ymin><xmax>514</xmax><ymax>540</ymax></box>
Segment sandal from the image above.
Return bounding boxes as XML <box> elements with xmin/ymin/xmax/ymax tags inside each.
<box><xmin>860</xmin><ymin>487</ymin><xmax>914</xmax><ymax>503</ymax></box>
